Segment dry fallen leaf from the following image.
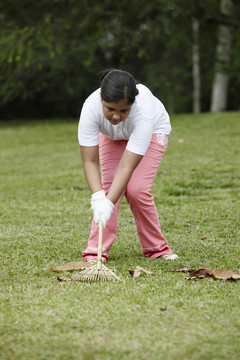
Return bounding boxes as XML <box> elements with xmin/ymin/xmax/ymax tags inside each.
<box><xmin>57</xmin><ymin>276</ymin><xmax>71</xmax><ymax>282</ymax></box>
<box><xmin>49</xmin><ymin>262</ymin><xmax>93</xmax><ymax>272</ymax></box>
<box><xmin>129</xmin><ymin>269</ymin><xmax>141</xmax><ymax>278</ymax></box>
<box><xmin>175</xmin><ymin>267</ymin><xmax>240</xmax><ymax>281</ymax></box>
<box><xmin>160</xmin><ymin>307</ymin><xmax>167</xmax><ymax>311</ymax></box>
<box><xmin>207</xmin><ymin>269</ymin><xmax>240</xmax><ymax>281</ymax></box>
<box><xmin>185</xmin><ymin>268</ymin><xmax>240</xmax><ymax>281</ymax></box>
<box><xmin>186</xmin><ymin>268</ymin><xmax>210</xmax><ymax>279</ymax></box>
<box><xmin>129</xmin><ymin>266</ymin><xmax>154</xmax><ymax>278</ymax></box>
<box><xmin>133</xmin><ymin>304</ymin><xmax>141</xmax><ymax>310</ymax></box>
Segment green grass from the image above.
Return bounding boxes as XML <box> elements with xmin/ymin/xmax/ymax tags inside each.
<box><xmin>0</xmin><ymin>113</ymin><xmax>239</xmax><ymax>360</ymax></box>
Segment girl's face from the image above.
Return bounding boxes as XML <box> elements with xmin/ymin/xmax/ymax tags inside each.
<box><xmin>101</xmin><ymin>99</ymin><xmax>131</xmax><ymax>125</ymax></box>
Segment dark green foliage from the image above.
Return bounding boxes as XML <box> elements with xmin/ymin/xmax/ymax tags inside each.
<box><xmin>0</xmin><ymin>0</ymin><xmax>240</xmax><ymax>118</ymax></box>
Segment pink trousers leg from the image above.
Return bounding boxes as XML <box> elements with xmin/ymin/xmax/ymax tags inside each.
<box><xmin>82</xmin><ymin>136</ymin><xmax>126</xmax><ymax>261</ymax></box>
<box><xmin>125</xmin><ymin>134</ymin><xmax>172</xmax><ymax>258</ymax></box>
<box><xmin>82</xmin><ymin>133</ymin><xmax>172</xmax><ymax>261</ymax></box>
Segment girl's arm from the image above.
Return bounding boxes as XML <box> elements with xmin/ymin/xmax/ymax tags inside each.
<box><xmin>80</xmin><ymin>145</ymin><xmax>103</xmax><ymax>194</ymax></box>
<box><xmin>107</xmin><ymin>149</ymin><xmax>143</xmax><ymax>204</ymax></box>
<box><xmin>81</xmin><ymin>145</ymin><xmax>142</xmax><ymax>203</ymax></box>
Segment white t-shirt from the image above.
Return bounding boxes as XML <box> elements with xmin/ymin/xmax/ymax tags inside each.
<box><xmin>78</xmin><ymin>84</ymin><xmax>171</xmax><ymax>156</ymax></box>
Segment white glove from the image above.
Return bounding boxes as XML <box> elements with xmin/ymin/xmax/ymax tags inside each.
<box><xmin>91</xmin><ymin>190</ymin><xmax>105</xmax><ymax>212</ymax></box>
<box><xmin>94</xmin><ymin>198</ymin><xmax>114</xmax><ymax>228</ymax></box>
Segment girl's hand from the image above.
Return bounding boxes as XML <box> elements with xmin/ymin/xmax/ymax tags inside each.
<box><xmin>93</xmin><ymin>198</ymin><xmax>114</xmax><ymax>228</ymax></box>
<box><xmin>91</xmin><ymin>190</ymin><xmax>105</xmax><ymax>212</ymax></box>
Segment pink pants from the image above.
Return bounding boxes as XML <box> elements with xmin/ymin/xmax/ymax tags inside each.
<box><xmin>82</xmin><ymin>133</ymin><xmax>172</xmax><ymax>261</ymax></box>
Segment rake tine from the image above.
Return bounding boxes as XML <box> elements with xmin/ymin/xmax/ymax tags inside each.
<box><xmin>72</xmin><ymin>220</ymin><xmax>122</xmax><ymax>283</ymax></box>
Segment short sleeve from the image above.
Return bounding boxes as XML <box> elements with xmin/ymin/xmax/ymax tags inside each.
<box><xmin>78</xmin><ymin>101</ymin><xmax>100</xmax><ymax>146</ymax></box>
<box><xmin>126</xmin><ymin>117</ymin><xmax>154</xmax><ymax>155</ymax></box>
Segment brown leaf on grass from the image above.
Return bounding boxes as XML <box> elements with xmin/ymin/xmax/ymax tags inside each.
<box><xmin>57</xmin><ymin>276</ymin><xmax>71</xmax><ymax>282</ymax></box>
<box><xmin>186</xmin><ymin>268</ymin><xmax>240</xmax><ymax>281</ymax></box>
<box><xmin>208</xmin><ymin>269</ymin><xmax>240</xmax><ymax>280</ymax></box>
<box><xmin>49</xmin><ymin>262</ymin><xmax>93</xmax><ymax>272</ymax></box>
<box><xmin>129</xmin><ymin>266</ymin><xmax>154</xmax><ymax>278</ymax></box>
<box><xmin>175</xmin><ymin>267</ymin><xmax>240</xmax><ymax>281</ymax></box>
<box><xmin>186</xmin><ymin>268</ymin><xmax>210</xmax><ymax>279</ymax></box>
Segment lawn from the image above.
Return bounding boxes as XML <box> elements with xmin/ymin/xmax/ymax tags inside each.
<box><xmin>0</xmin><ymin>112</ymin><xmax>239</xmax><ymax>360</ymax></box>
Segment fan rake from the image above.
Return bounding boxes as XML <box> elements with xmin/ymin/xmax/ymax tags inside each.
<box><xmin>72</xmin><ymin>219</ymin><xmax>121</xmax><ymax>282</ymax></box>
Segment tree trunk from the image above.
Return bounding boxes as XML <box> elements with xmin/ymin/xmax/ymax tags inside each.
<box><xmin>210</xmin><ymin>0</ymin><xmax>233</xmax><ymax>112</ymax></box>
<box><xmin>192</xmin><ymin>17</ymin><xmax>201</xmax><ymax>113</ymax></box>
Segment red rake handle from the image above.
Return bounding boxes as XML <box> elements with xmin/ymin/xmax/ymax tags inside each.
<box><xmin>97</xmin><ymin>219</ymin><xmax>103</xmax><ymax>270</ymax></box>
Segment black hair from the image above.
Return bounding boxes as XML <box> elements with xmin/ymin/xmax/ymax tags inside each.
<box><xmin>100</xmin><ymin>69</ymin><xmax>139</xmax><ymax>105</ymax></box>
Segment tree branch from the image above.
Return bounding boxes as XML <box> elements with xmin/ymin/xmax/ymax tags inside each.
<box><xmin>205</xmin><ymin>15</ymin><xmax>240</xmax><ymax>28</ymax></box>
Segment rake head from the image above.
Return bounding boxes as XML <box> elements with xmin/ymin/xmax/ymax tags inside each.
<box><xmin>72</xmin><ymin>263</ymin><xmax>122</xmax><ymax>282</ymax></box>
